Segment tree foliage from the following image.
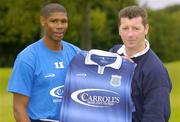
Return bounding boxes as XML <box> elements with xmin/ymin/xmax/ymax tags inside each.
<box><xmin>0</xmin><ymin>0</ymin><xmax>180</xmax><ymax>66</ymax></box>
<box><xmin>148</xmin><ymin>5</ymin><xmax>180</xmax><ymax>62</ymax></box>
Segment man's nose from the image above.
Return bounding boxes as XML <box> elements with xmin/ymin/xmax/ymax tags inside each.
<box><xmin>127</xmin><ymin>29</ymin><xmax>134</xmax><ymax>37</ymax></box>
<box><xmin>56</xmin><ymin>22</ymin><xmax>64</xmax><ymax>28</ymax></box>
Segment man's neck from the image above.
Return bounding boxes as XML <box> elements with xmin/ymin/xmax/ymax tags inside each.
<box><xmin>43</xmin><ymin>37</ymin><xmax>62</xmax><ymax>52</ymax></box>
<box><xmin>125</xmin><ymin>43</ymin><xmax>146</xmax><ymax>58</ymax></box>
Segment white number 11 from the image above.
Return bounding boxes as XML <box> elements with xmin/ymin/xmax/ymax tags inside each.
<box><xmin>54</xmin><ymin>62</ymin><xmax>64</xmax><ymax>69</ymax></box>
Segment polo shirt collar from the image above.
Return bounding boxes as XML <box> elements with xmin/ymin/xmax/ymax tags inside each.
<box><xmin>117</xmin><ymin>39</ymin><xmax>150</xmax><ymax>58</ymax></box>
<box><xmin>85</xmin><ymin>49</ymin><xmax>122</xmax><ymax>69</ymax></box>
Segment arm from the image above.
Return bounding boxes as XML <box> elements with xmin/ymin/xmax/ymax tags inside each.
<box><xmin>141</xmin><ymin>86</ymin><xmax>171</xmax><ymax>122</ymax></box>
<box><xmin>13</xmin><ymin>93</ymin><xmax>31</xmax><ymax>122</ymax></box>
<box><xmin>8</xmin><ymin>52</ymin><xmax>35</xmax><ymax>122</ymax></box>
<box><xmin>141</xmin><ymin>66</ymin><xmax>171</xmax><ymax>122</ymax></box>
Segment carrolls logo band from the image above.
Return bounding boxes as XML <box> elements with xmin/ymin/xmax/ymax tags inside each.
<box><xmin>71</xmin><ymin>89</ymin><xmax>120</xmax><ymax>107</ymax></box>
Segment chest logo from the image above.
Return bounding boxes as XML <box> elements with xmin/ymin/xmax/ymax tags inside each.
<box><xmin>44</xmin><ymin>73</ymin><xmax>55</xmax><ymax>78</ymax></box>
<box><xmin>50</xmin><ymin>85</ymin><xmax>64</xmax><ymax>98</ymax></box>
<box><xmin>110</xmin><ymin>75</ymin><xmax>121</xmax><ymax>87</ymax></box>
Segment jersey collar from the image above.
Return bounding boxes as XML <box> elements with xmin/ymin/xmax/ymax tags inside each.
<box><xmin>117</xmin><ymin>39</ymin><xmax>150</xmax><ymax>58</ymax></box>
<box><xmin>85</xmin><ymin>49</ymin><xmax>122</xmax><ymax>69</ymax></box>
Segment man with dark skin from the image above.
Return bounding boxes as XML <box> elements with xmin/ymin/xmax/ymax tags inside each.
<box><xmin>8</xmin><ymin>3</ymin><xmax>80</xmax><ymax>122</ymax></box>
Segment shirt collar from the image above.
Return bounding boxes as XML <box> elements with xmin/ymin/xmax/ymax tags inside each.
<box><xmin>117</xmin><ymin>39</ymin><xmax>150</xmax><ymax>58</ymax></box>
<box><xmin>85</xmin><ymin>49</ymin><xmax>122</xmax><ymax>69</ymax></box>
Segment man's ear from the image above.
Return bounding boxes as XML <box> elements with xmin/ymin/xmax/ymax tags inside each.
<box><xmin>40</xmin><ymin>16</ymin><xmax>45</xmax><ymax>27</ymax></box>
<box><xmin>145</xmin><ymin>24</ymin><xmax>149</xmax><ymax>35</ymax></box>
<box><xmin>118</xmin><ymin>26</ymin><xmax>121</xmax><ymax>36</ymax></box>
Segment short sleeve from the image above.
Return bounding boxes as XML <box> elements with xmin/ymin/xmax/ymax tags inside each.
<box><xmin>7</xmin><ymin>58</ymin><xmax>34</xmax><ymax>97</ymax></box>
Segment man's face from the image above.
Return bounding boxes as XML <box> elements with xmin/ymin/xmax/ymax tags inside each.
<box><xmin>119</xmin><ymin>16</ymin><xmax>148</xmax><ymax>51</ymax></box>
<box><xmin>40</xmin><ymin>12</ymin><xmax>68</xmax><ymax>42</ymax></box>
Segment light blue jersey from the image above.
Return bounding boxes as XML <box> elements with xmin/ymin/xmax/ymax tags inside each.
<box><xmin>60</xmin><ymin>49</ymin><xmax>136</xmax><ymax>122</ymax></box>
<box><xmin>8</xmin><ymin>39</ymin><xmax>80</xmax><ymax>120</ymax></box>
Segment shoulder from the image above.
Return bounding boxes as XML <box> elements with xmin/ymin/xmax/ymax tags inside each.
<box><xmin>144</xmin><ymin>49</ymin><xmax>165</xmax><ymax>70</ymax></box>
<box><xmin>15</xmin><ymin>40</ymin><xmax>42</xmax><ymax>66</ymax></box>
<box><xmin>138</xmin><ymin>49</ymin><xmax>167</xmax><ymax>75</ymax></box>
<box><xmin>62</xmin><ymin>40</ymin><xmax>80</xmax><ymax>52</ymax></box>
<box><xmin>61</xmin><ymin>40</ymin><xmax>81</xmax><ymax>62</ymax></box>
<box><xmin>109</xmin><ymin>44</ymin><xmax>122</xmax><ymax>53</ymax></box>
<box><xmin>140</xmin><ymin>49</ymin><xmax>171</xmax><ymax>89</ymax></box>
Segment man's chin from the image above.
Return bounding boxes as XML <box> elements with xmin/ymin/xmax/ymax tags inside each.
<box><xmin>54</xmin><ymin>37</ymin><xmax>64</xmax><ymax>42</ymax></box>
<box><xmin>125</xmin><ymin>44</ymin><xmax>136</xmax><ymax>49</ymax></box>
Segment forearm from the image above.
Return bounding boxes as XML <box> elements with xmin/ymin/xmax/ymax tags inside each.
<box><xmin>13</xmin><ymin>93</ymin><xmax>31</xmax><ymax>122</ymax></box>
<box><xmin>141</xmin><ymin>86</ymin><xmax>171</xmax><ymax>122</ymax></box>
<box><xmin>14</xmin><ymin>106</ymin><xmax>31</xmax><ymax>122</ymax></box>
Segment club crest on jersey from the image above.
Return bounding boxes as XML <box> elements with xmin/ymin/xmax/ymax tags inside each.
<box><xmin>110</xmin><ymin>75</ymin><xmax>121</xmax><ymax>87</ymax></box>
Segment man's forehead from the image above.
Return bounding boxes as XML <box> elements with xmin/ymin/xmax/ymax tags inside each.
<box><xmin>45</xmin><ymin>12</ymin><xmax>67</xmax><ymax>19</ymax></box>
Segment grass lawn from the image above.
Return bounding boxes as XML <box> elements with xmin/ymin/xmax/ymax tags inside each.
<box><xmin>0</xmin><ymin>68</ymin><xmax>15</xmax><ymax>122</ymax></box>
<box><xmin>0</xmin><ymin>61</ymin><xmax>180</xmax><ymax>122</ymax></box>
<box><xmin>166</xmin><ymin>61</ymin><xmax>180</xmax><ymax>122</ymax></box>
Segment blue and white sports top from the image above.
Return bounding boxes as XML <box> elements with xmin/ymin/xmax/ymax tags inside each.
<box><xmin>60</xmin><ymin>49</ymin><xmax>136</xmax><ymax>122</ymax></box>
<box><xmin>8</xmin><ymin>39</ymin><xmax>80</xmax><ymax>120</ymax></box>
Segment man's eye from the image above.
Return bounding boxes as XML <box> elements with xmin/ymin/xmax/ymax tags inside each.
<box><xmin>51</xmin><ymin>20</ymin><xmax>58</xmax><ymax>23</ymax></box>
<box><xmin>61</xmin><ymin>19</ymin><xmax>67</xmax><ymax>23</ymax></box>
<box><xmin>133</xmin><ymin>27</ymin><xmax>140</xmax><ymax>30</ymax></box>
<box><xmin>122</xmin><ymin>27</ymin><xmax>128</xmax><ymax>30</ymax></box>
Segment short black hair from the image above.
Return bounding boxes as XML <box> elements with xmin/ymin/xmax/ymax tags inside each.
<box><xmin>118</xmin><ymin>5</ymin><xmax>148</xmax><ymax>26</ymax></box>
<box><xmin>40</xmin><ymin>3</ymin><xmax>67</xmax><ymax>18</ymax></box>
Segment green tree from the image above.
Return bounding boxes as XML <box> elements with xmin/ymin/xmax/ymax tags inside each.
<box><xmin>148</xmin><ymin>5</ymin><xmax>180</xmax><ymax>62</ymax></box>
<box><xmin>0</xmin><ymin>0</ymin><xmax>140</xmax><ymax>66</ymax></box>
<box><xmin>62</xmin><ymin>0</ymin><xmax>137</xmax><ymax>50</ymax></box>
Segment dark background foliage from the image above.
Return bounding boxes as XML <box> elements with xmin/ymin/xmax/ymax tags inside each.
<box><xmin>0</xmin><ymin>0</ymin><xmax>180</xmax><ymax>67</ymax></box>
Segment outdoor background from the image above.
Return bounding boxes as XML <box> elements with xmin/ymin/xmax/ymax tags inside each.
<box><xmin>0</xmin><ymin>0</ymin><xmax>180</xmax><ymax>122</ymax></box>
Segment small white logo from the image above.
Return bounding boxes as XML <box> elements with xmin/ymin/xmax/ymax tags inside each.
<box><xmin>110</xmin><ymin>75</ymin><xmax>122</xmax><ymax>87</ymax></box>
<box><xmin>44</xmin><ymin>73</ymin><xmax>55</xmax><ymax>78</ymax></box>
<box><xmin>76</xmin><ymin>73</ymin><xmax>87</xmax><ymax>77</ymax></box>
